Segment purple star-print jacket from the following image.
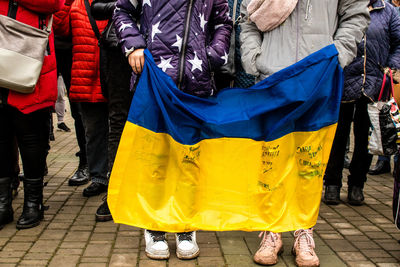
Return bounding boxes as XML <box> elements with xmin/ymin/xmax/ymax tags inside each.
<box><xmin>114</xmin><ymin>0</ymin><xmax>232</xmax><ymax>96</ymax></box>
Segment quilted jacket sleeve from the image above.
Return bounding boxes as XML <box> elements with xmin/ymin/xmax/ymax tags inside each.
<box><xmin>16</xmin><ymin>0</ymin><xmax>64</xmax><ymax>14</ymax></box>
<box><xmin>207</xmin><ymin>0</ymin><xmax>233</xmax><ymax>68</ymax></box>
<box><xmin>238</xmin><ymin>0</ymin><xmax>262</xmax><ymax>76</ymax></box>
<box><xmin>114</xmin><ymin>0</ymin><xmax>146</xmax><ymax>57</ymax></box>
<box><xmin>334</xmin><ymin>0</ymin><xmax>370</xmax><ymax>68</ymax></box>
<box><xmin>387</xmin><ymin>5</ymin><xmax>400</xmax><ymax>69</ymax></box>
<box><xmin>53</xmin><ymin>1</ymin><xmax>72</xmax><ymax>37</ymax></box>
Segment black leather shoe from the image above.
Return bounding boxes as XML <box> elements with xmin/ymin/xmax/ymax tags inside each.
<box><xmin>68</xmin><ymin>165</ymin><xmax>89</xmax><ymax>186</ymax></box>
<box><xmin>57</xmin><ymin>122</ymin><xmax>71</xmax><ymax>132</ymax></box>
<box><xmin>348</xmin><ymin>186</ymin><xmax>364</xmax><ymax>206</ymax></box>
<box><xmin>368</xmin><ymin>160</ymin><xmax>390</xmax><ymax>175</ymax></box>
<box><xmin>83</xmin><ymin>182</ymin><xmax>107</xmax><ymax>197</ymax></box>
<box><xmin>95</xmin><ymin>197</ymin><xmax>113</xmax><ymax>222</ymax></box>
<box><xmin>323</xmin><ymin>185</ymin><xmax>341</xmax><ymax>205</ymax></box>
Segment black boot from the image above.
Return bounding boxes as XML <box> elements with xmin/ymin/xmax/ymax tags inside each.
<box><xmin>323</xmin><ymin>185</ymin><xmax>341</xmax><ymax>205</ymax></box>
<box><xmin>368</xmin><ymin>160</ymin><xmax>391</xmax><ymax>175</ymax></box>
<box><xmin>16</xmin><ymin>177</ymin><xmax>44</xmax><ymax>229</ymax></box>
<box><xmin>0</xmin><ymin>177</ymin><xmax>13</xmax><ymax>230</ymax></box>
<box><xmin>348</xmin><ymin>186</ymin><xmax>364</xmax><ymax>206</ymax></box>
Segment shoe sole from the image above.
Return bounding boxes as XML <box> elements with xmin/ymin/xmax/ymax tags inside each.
<box><xmin>95</xmin><ymin>214</ymin><xmax>113</xmax><ymax>222</ymax></box>
<box><xmin>323</xmin><ymin>199</ymin><xmax>340</xmax><ymax>205</ymax></box>
<box><xmin>176</xmin><ymin>248</ymin><xmax>200</xmax><ymax>260</ymax></box>
<box><xmin>348</xmin><ymin>200</ymin><xmax>363</xmax><ymax>206</ymax></box>
<box><xmin>145</xmin><ymin>251</ymin><xmax>170</xmax><ymax>260</ymax></box>
<box><xmin>16</xmin><ymin>219</ymin><xmax>42</xmax><ymax>230</ymax></box>
<box><xmin>68</xmin><ymin>179</ymin><xmax>89</xmax><ymax>187</ymax></box>
<box><xmin>83</xmin><ymin>190</ymin><xmax>107</xmax><ymax>197</ymax></box>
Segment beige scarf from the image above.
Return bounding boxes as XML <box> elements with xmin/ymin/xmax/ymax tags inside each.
<box><xmin>247</xmin><ymin>0</ymin><xmax>299</xmax><ymax>32</ymax></box>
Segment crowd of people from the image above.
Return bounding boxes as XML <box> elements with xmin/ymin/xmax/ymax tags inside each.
<box><xmin>0</xmin><ymin>0</ymin><xmax>399</xmax><ymax>266</ymax></box>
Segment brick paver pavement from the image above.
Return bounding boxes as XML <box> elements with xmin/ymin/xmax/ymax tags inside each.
<box><xmin>1</xmin><ymin>113</ymin><xmax>400</xmax><ymax>266</ymax></box>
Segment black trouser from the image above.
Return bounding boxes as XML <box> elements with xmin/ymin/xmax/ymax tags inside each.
<box><xmin>0</xmin><ymin>106</ymin><xmax>50</xmax><ymax>179</ymax></box>
<box><xmin>80</xmin><ymin>102</ymin><xmax>109</xmax><ymax>185</ymax></box>
<box><xmin>100</xmin><ymin>47</ymin><xmax>133</xmax><ymax>171</ymax></box>
<box><xmin>56</xmin><ymin>47</ymin><xmax>87</xmax><ymax>165</ymax></box>
<box><xmin>324</xmin><ymin>97</ymin><xmax>373</xmax><ymax>188</ymax></box>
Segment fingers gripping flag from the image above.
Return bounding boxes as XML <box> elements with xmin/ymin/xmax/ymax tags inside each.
<box><xmin>108</xmin><ymin>45</ymin><xmax>343</xmax><ymax>232</ymax></box>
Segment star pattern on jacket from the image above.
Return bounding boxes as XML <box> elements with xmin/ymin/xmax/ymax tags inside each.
<box><xmin>221</xmin><ymin>51</ymin><xmax>228</xmax><ymax>65</ymax></box>
<box><xmin>188</xmin><ymin>52</ymin><xmax>203</xmax><ymax>72</ymax></box>
<box><xmin>157</xmin><ymin>56</ymin><xmax>173</xmax><ymax>72</ymax></box>
<box><xmin>152</xmin><ymin>21</ymin><xmax>162</xmax><ymax>42</ymax></box>
<box><xmin>199</xmin><ymin>13</ymin><xmax>207</xmax><ymax>32</ymax></box>
<box><xmin>124</xmin><ymin>46</ymin><xmax>133</xmax><ymax>53</ymax></box>
<box><xmin>129</xmin><ymin>0</ymin><xmax>138</xmax><ymax>8</ymax></box>
<box><xmin>143</xmin><ymin>0</ymin><xmax>151</xmax><ymax>7</ymax></box>
<box><xmin>172</xmin><ymin>34</ymin><xmax>182</xmax><ymax>52</ymax></box>
<box><xmin>119</xmin><ymin>22</ymin><xmax>133</xmax><ymax>32</ymax></box>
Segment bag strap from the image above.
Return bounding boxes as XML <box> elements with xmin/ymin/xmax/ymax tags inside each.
<box><xmin>84</xmin><ymin>0</ymin><xmax>101</xmax><ymax>40</ymax></box>
<box><xmin>390</xmin><ymin>68</ymin><xmax>395</xmax><ymax>97</ymax></box>
<box><xmin>378</xmin><ymin>68</ymin><xmax>395</xmax><ymax>101</ymax></box>
<box><xmin>228</xmin><ymin>0</ymin><xmax>238</xmax><ymax>88</ymax></box>
<box><xmin>378</xmin><ymin>72</ymin><xmax>387</xmax><ymax>101</ymax></box>
<box><xmin>7</xmin><ymin>0</ymin><xmax>18</xmax><ymax>19</ymax></box>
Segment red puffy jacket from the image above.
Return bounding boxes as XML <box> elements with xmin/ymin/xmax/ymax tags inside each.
<box><xmin>53</xmin><ymin>0</ymin><xmax>107</xmax><ymax>103</ymax></box>
<box><xmin>0</xmin><ymin>0</ymin><xmax>63</xmax><ymax>114</ymax></box>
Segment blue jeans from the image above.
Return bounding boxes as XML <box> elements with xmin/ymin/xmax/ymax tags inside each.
<box><xmin>79</xmin><ymin>102</ymin><xmax>109</xmax><ymax>185</ymax></box>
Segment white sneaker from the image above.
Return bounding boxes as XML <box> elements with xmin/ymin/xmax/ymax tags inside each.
<box><xmin>292</xmin><ymin>229</ymin><xmax>320</xmax><ymax>267</ymax></box>
<box><xmin>144</xmin><ymin>230</ymin><xmax>170</xmax><ymax>259</ymax></box>
<box><xmin>175</xmin><ymin>231</ymin><xmax>200</xmax><ymax>259</ymax></box>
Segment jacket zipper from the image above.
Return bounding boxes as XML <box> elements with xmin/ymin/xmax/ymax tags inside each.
<box><xmin>177</xmin><ymin>0</ymin><xmax>196</xmax><ymax>90</ymax></box>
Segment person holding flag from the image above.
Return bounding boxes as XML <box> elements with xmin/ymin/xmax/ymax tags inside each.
<box><xmin>113</xmin><ymin>0</ymin><xmax>232</xmax><ymax>260</ymax></box>
<box><xmin>240</xmin><ymin>0</ymin><xmax>370</xmax><ymax>266</ymax></box>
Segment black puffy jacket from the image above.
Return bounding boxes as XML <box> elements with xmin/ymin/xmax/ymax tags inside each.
<box><xmin>91</xmin><ymin>0</ymin><xmax>119</xmax><ymax>49</ymax></box>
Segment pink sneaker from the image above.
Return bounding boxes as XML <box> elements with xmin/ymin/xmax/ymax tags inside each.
<box><xmin>253</xmin><ymin>231</ymin><xmax>283</xmax><ymax>265</ymax></box>
<box><xmin>292</xmin><ymin>229</ymin><xmax>320</xmax><ymax>267</ymax></box>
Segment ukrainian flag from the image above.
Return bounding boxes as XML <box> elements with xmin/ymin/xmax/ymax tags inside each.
<box><xmin>108</xmin><ymin>45</ymin><xmax>343</xmax><ymax>233</ymax></box>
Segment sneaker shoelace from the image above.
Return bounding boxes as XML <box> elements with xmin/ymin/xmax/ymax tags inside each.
<box><xmin>294</xmin><ymin>229</ymin><xmax>315</xmax><ymax>255</ymax></box>
<box><xmin>177</xmin><ymin>232</ymin><xmax>193</xmax><ymax>241</ymax></box>
<box><xmin>149</xmin><ymin>231</ymin><xmax>166</xmax><ymax>242</ymax></box>
<box><xmin>258</xmin><ymin>231</ymin><xmax>278</xmax><ymax>249</ymax></box>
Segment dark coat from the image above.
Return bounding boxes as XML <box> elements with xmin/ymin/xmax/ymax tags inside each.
<box><xmin>343</xmin><ymin>0</ymin><xmax>400</xmax><ymax>102</ymax></box>
<box><xmin>91</xmin><ymin>0</ymin><xmax>119</xmax><ymax>49</ymax></box>
<box><xmin>114</xmin><ymin>0</ymin><xmax>232</xmax><ymax>97</ymax></box>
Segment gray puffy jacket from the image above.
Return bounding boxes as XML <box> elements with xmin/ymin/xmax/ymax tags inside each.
<box><xmin>240</xmin><ymin>0</ymin><xmax>370</xmax><ymax>80</ymax></box>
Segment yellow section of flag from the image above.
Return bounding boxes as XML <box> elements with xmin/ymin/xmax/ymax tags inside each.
<box><xmin>108</xmin><ymin>122</ymin><xmax>336</xmax><ymax>233</ymax></box>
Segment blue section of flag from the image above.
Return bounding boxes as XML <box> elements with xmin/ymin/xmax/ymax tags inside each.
<box><xmin>128</xmin><ymin>45</ymin><xmax>343</xmax><ymax>145</ymax></box>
